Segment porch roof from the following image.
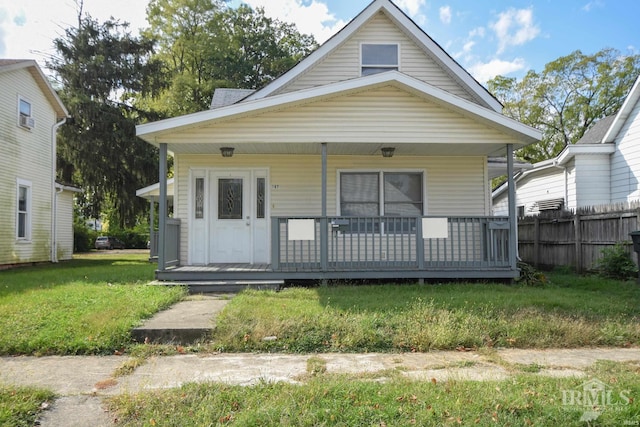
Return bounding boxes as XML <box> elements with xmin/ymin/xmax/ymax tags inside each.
<box><xmin>136</xmin><ymin>178</ymin><xmax>174</xmax><ymax>202</ymax></box>
<box><xmin>137</xmin><ymin>72</ymin><xmax>541</xmax><ymax>158</ymax></box>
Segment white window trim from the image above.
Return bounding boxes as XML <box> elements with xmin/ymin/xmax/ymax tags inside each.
<box><xmin>336</xmin><ymin>169</ymin><xmax>427</xmax><ymax>216</ymax></box>
<box><xmin>360</xmin><ymin>42</ymin><xmax>401</xmax><ymax>76</ymax></box>
<box><xmin>18</xmin><ymin>95</ymin><xmax>33</xmax><ymax>130</ymax></box>
<box><xmin>16</xmin><ymin>178</ymin><xmax>32</xmax><ymax>241</ymax></box>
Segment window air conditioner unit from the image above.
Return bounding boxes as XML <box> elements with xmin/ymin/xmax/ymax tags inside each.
<box><xmin>20</xmin><ymin>115</ymin><xmax>35</xmax><ymax>129</ymax></box>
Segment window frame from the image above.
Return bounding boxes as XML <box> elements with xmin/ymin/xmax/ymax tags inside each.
<box><xmin>18</xmin><ymin>96</ymin><xmax>33</xmax><ymax>129</ymax></box>
<box><xmin>337</xmin><ymin>169</ymin><xmax>426</xmax><ymax>217</ymax></box>
<box><xmin>16</xmin><ymin>178</ymin><xmax>32</xmax><ymax>241</ymax></box>
<box><xmin>360</xmin><ymin>43</ymin><xmax>400</xmax><ymax>76</ymax></box>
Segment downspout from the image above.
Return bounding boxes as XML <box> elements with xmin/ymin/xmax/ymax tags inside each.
<box><xmin>51</xmin><ymin>117</ymin><xmax>66</xmax><ymax>263</ymax></box>
<box><xmin>506</xmin><ymin>144</ymin><xmax>518</xmax><ymax>274</ymax></box>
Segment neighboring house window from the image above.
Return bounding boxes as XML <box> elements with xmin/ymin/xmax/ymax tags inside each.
<box><xmin>16</xmin><ymin>179</ymin><xmax>32</xmax><ymax>240</ymax></box>
<box><xmin>361</xmin><ymin>43</ymin><xmax>399</xmax><ymax>76</ymax></box>
<box><xmin>18</xmin><ymin>97</ymin><xmax>34</xmax><ymax>129</ymax></box>
<box><xmin>517</xmin><ymin>205</ymin><xmax>525</xmax><ymax>218</ymax></box>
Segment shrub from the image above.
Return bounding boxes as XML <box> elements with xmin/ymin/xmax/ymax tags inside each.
<box><xmin>596</xmin><ymin>243</ymin><xmax>637</xmax><ymax>280</ymax></box>
<box><xmin>516</xmin><ymin>261</ymin><xmax>547</xmax><ymax>286</ymax></box>
<box><xmin>74</xmin><ymin>223</ymin><xmax>98</xmax><ymax>252</ymax></box>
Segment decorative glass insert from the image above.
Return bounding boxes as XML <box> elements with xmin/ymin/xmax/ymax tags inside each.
<box><xmin>194</xmin><ymin>178</ymin><xmax>204</xmax><ymax>219</ymax></box>
<box><xmin>361</xmin><ymin>44</ymin><xmax>398</xmax><ymax>76</ymax></box>
<box><xmin>218</xmin><ymin>178</ymin><xmax>243</xmax><ymax>219</ymax></box>
<box><xmin>256</xmin><ymin>178</ymin><xmax>265</xmax><ymax>219</ymax></box>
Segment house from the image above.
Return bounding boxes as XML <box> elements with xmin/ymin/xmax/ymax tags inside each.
<box><xmin>0</xmin><ymin>59</ymin><xmax>79</xmax><ymax>267</ymax></box>
<box><xmin>136</xmin><ymin>0</ymin><xmax>541</xmax><ymax>282</ymax></box>
<box><xmin>493</xmin><ymin>74</ymin><xmax>640</xmax><ymax>216</ymax></box>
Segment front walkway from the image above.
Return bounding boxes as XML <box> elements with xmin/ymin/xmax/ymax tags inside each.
<box><xmin>2</xmin><ymin>348</ymin><xmax>640</xmax><ymax>426</ymax></box>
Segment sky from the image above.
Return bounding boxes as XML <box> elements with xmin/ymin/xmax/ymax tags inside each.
<box><xmin>0</xmin><ymin>0</ymin><xmax>639</xmax><ymax>84</ymax></box>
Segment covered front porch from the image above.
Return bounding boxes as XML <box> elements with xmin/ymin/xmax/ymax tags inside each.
<box><xmin>136</xmin><ymin>73</ymin><xmax>538</xmax><ymax>283</ymax></box>
<box><xmin>155</xmin><ymin>214</ymin><xmax>516</xmax><ymax>282</ymax></box>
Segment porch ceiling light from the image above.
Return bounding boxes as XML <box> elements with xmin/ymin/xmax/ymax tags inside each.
<box><xmin>220</xmin><ymin>147</ymin><xmax>235</xmax><ymax>157</ymax></box>
<box><xmin>381</xmin><ymin>147</ymin><xmax>395</xmax><ymax>158</ymax></box>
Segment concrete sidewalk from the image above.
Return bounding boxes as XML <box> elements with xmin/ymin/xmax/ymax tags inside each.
<box><xmin>2</xmin><ymin>348</ymin><xmax>640</xmax><ymax>426</ymax></box>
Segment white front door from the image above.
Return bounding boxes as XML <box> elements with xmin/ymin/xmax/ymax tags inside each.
<box><xmin>190</xmin><ymin>169</ymin><xmax>269</xmax><ymax>265</ymax></box>
<box><xmin>210</xmin><ymin>171</ymin><xmax>252</xmax><ymax>263</ymax></box>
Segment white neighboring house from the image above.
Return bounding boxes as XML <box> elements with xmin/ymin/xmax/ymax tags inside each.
<box><xmin>0</xmin><ymin>59</ymin><xmax>80</xmax><ymax>267</ymax></box>
<box><xmin>493</xmin><ymin>75</ymin><xmax>640</xmax><ymax>216</ymax></box>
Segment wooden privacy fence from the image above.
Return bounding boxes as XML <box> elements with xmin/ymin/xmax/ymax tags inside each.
<box><xmin>518</xmin><ymin>203</ymin><xmax>640</xmax><ymax>272</ymax></box>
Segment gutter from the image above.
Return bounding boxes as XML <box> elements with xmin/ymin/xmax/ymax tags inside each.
<box><xmin>50</xmin><ymin>117</ymin><xmax>67</xmax><ymax>263</ymax></box>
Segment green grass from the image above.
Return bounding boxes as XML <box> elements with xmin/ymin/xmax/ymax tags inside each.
<box><xmin>0</xmin><ymin>384</ymin><xmax>54</xmax><ymax>427</ymax></box>
<box><xmin>106</xmin><ymin>361</ymin><xmax>640</xmax><ymax>426</ymax></box>
<box><xmin>0</xmin><ymin>252</ymin><xmax>185</xmax><ymax>355</ymax></box>
<box><xmin>212</xmin><ymin>274</ymin><xmax>640</xmax><ymax>352</ymax></box>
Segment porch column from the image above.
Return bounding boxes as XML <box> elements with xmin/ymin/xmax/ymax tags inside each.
<box><xmin>320</xmin><ymin>143</ymin><xmax>328</xmax><ymax>271</ymax></box>
<box><xmin>507</xmin><ymin>144</ymin><xmax>518</xmax><ymax>272</ymax></box>
<box><xmin>149</xmin><ymin>199</ymin><xmax>155</xmax><ymax>257</ymax></box>
<box><xmin>321</xmin><ymin>142</ymin><xmax>327</xmax><ymax>216</ymax></box>
<box><xmin>158</xmin><ymin>143</ymin><xmax>168</xmax><ymax>271</ymax></box>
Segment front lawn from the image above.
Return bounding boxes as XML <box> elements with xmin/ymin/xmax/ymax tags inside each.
<box><xmin>0</xmin><ymin>252</ymin><xmax>185</xmax><ymax>355</ymax></box>
<box><xmin>0</xmin><ymin>384</ymin><xmax>54</xmax><ymax>427</ymax></box>
<box><xmin>107</xmin><ymin>360</ymin><xmax>640</xmax><ymax>426</ymax></box>
<box><xmin>213</xmin><ymin>274</ymin><xmax>640</xmax><ymax>352</ymax></box>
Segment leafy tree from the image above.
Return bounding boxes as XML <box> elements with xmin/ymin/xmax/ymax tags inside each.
<box><xmin>142</xmin><ymin>0</ymin><xmax>227</xmax><ymax>115</ymax></box>
<box><xmin>488</xmin><ymin>48</ymin><xmax>640</xmax><ymax>163</ymax></box>
<box><xmin>49</xmin><ymin>16</ymin><xmax>163</xmax><ymax>227</ymax></box>
<box><xmin>141</xmin><ymin>0</ymin><xmax>317</xmax><ymax>116</ymax></box>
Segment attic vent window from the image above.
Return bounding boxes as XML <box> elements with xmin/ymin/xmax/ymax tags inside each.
<box><xmin>361</xmin><ymin>43</ymin><xmax>398</xmax><ymax>76</ymax></box>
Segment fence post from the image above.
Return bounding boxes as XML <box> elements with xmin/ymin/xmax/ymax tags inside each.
<box><xmin>574</xmin><ymin>213</ymin><xmax>582</xmax><ymax>273</ymax></box>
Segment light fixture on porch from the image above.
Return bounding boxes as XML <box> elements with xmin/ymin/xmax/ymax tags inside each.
<box><xmin>220</xmin><ymin>147</ymin><xmax>235</xmax><ymax>157</ymax></box>
<box><xmin>381</xmin><ymin>147</ymin><xmax>395</xmax><ymax>158</ymax></box>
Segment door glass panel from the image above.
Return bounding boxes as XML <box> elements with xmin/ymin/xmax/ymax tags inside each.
<box><xmin>218</xmin><ymin>178</ymin><xmax>243</xmax><ymax>219</ymax></box>
<box><xmin>256</xmin><ymin>178</ymin><xmax>265</xmax><ymax>219</ymax></box>
<box><xmin>194</xmin><ymin>178</ymin><xmax>204</xmax><ymax>219</ymax></box>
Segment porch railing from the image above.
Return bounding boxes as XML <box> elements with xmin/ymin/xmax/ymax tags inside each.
<box><xmin>156</xmin><ymin>218</ymin><xmax>181</xmax><ymax>268</ymax></box>
<box><xmin>271</xmin><ymin>216</ymin><xmax>511</xmax><ymax>272</ymax></box>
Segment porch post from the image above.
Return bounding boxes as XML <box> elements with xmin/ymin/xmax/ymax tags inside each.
<box><xmin>320</xmin><ymin>143</ymin><xmax>328</xmax><ymax>271</ymax></box>
<box><xmin>158</xmin><ymin>143</ymin><xmax>168</xmax><ymax>271</ymax></box>
<box><xmin>506</xmin><ymin>144</ymin><xmax>518</xmax><ymax>272</ymax></box>
<box><xmin>149</xmin><ymin>199</ymin><xmax>155</xmax><ymax>258</ymax></box>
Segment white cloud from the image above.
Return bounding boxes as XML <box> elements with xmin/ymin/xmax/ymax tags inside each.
<box><xmin>469</xmin><ymin>27</ymin><xmax>485</xmax><ymax>39</ymax></box>
<box><xmin>468</xmin><ymin>58</ymin><xmax>526</xmax><ymax>83</ymax></box>
<box><xmin>582</xmin><ymin>1</ymin><xmax>604</xmax><ymax>12</ymax></box>
<box><xmin>395</xmin><ymin>0</ymin><xmax>427</xmax><ymax>25</ymax></box>
<box><xmin>241</xmin><ymin>0</ymin><xmax>347</xmax><ymax>43</ymax></box>
<box><xmin>490</xmin><ymin>8</ymin><xmax>540</xmax><ymax>54</ymax></box>
<box><xmin>462</xmin><ymin>40</ymin><xmax>475</xmax><ymax>54</ymax></box>
<box><xmin>395</xmin><ymin>0</ymin><xmax>426</xmax><ymax>17</ymax></box>
<box><xmin>439</xmin><ymin>6</ymin><xmax>451</xmax><ymax>25</ymax></box>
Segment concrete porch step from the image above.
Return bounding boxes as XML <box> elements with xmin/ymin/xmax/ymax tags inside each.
<box><xmin>131</xmin><ymin>296</ymin><xmax>231</xmax><ymax>345</ymax></box>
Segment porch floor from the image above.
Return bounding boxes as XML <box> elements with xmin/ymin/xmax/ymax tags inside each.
<box><xmin>156</xmin><ymin>263</ymin><xmax>518</xmax><ymax>282</ymax></box>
